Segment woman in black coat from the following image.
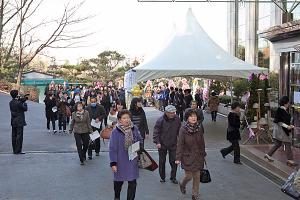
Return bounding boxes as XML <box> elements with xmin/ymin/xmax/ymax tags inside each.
<box><xmin>44</xmin><ymin>93</ymin><xmax>57</xmax><ymax>133</ymax></box>
<box><xmin>220</xmin><ymin>102</ymin><xmax>242</xmax><ymax>164</ymax></box>
<box><xmin>129</xmin><ymin>98</ymin><xmax>149</xmax><ymax>148</ymax></box>
<box><xmin>264</xmin><ymin>96</ymin><xmax>296</xmax><ymax>166</ymax></box>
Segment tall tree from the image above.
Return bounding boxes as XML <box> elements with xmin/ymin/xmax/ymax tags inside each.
<box><xmin>89</xmin><ymin>50</ymin><xmax>125</xmax><ymax>82</ymax></box>
<box><xmin>0</xmin><ymin>0</ymin><xmax>93</xmax><ymax>88</ymax></box>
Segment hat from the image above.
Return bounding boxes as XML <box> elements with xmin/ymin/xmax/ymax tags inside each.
<box><xmin>165</xmin><ymin>105</ymin><xmax>176</xmax><ymax>113</ymax></box>
<box><xmin>10</xmin><ymin>89</ymin><xmax>18</xmax><ymax>99</ymax></box>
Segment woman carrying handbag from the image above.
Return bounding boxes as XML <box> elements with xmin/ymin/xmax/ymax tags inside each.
<box><xmin>264</xmin><ymin>96</ymin><xmax>297</xmax><ymax>167</ymax></box>
<box><xmin>175</xmin><ymin>109</ymin><xmax>206</xmax><ymax>200</ymax></box>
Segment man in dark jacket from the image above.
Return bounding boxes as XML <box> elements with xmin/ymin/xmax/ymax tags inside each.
<box><xmin>9</xmin><ymin>90</ymin><xmax>28</xmax><ymax>154</ymax></box>
<box><xmin>85</xmin><ymin>97</ymin><xmax>106</xmax><ymax>159</ymax></box>
<box><xmin>153</xmin><ymin>105</ymin><xmax>181</xmax><ymax>184</ymax></box>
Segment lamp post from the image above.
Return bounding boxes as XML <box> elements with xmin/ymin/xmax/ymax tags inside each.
<box><xmin>256</xmin><ymin>88</ymin><xmax>263</xmax><ymax>120</ymax></box>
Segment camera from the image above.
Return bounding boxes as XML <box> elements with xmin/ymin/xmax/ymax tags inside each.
<box><xmin>17</xmin><ymin>94</ymin><xmax>30</xmax><ymax>102</ymax></box>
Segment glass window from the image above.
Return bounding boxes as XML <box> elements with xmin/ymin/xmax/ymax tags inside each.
<box><xmin>258</xmin><ymin>38</ymin><xmax>270</xmax><ymax>68</ymax></box>
<box><xmin>288</xmin><ymin>3</ymin><xmax>300</xmax><ymax>20</ymax></box>
<box><xmin>258</xmin><ymin>2</ymin><xmax>271</xmax><ymax>30</ymax></box>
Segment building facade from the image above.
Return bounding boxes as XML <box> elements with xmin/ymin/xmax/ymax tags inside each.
<box><xmin>227</xmin><ymin>1</ymin><xmax>300</xmax><ymax>147</ymax></box>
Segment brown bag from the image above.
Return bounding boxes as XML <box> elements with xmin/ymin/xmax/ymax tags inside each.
<box><xmin>100</xmin><ymin>127</ymin><xmax>113</xmax><ymax>139</ymax></box>
<box><xmin>66</xmin><ymin>106</ymin><xmax>72</xmax><ymax>117</ymax></box>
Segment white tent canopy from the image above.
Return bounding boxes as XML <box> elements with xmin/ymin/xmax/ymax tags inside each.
<box><xmin>133</xmin><ymin>8</ymin><xmax>268</xmax><ymax>82</ymax></box>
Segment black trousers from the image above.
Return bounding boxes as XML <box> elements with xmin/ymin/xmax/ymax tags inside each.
<box><xmin>221</xmin><ymin>140</ymin><xmax>240</xmax><ymax>162</ymax></box>
<box><xmin>46</xmin><ymin>115</ymin><xmax>56</xmax><ymax>130</ymax></box>
<box><xmin>158</xmin><ymin>148</ymin><xmax>177</xmax><ymax>180</ymax></box>
<box><xmin>74</xmin><ymin>133</ymin><xmax>90</xmax><ymax>162</ymax></box>
<box><xmin>12</xmin><ymin>126</ymin><xmax>24</xmax><ymax>154</ymax></box>
<box><xmin>176</xmin><ymin>110</ymin><xmax>184</xmax><ymax>122</ymax></box>
<box><xmin>114</xmin><ymin>179</ymin><xmax>137</xmax><ymax>200</ymax></box>
<box><xmin>211</xmin><ymin>111</ymin><xmax>217</xmax><ymax>121</ymax></box>
<box><xmin>58</xmin><ymin>114</ymin><xmax>66</xmax><ymax>131</ymax></box>
<box><xmin>104</xmin><ymin>107</ymin><xmax>110</xmax><ymax>126</ymax></box>
<box><xmin>88</xmin><ymin>127</ymin><xmax>101</xmax><ymax>157</ymax></box>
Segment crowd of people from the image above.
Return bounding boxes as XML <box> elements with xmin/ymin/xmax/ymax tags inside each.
<box><xmin>10</xmin><ymin>80</ymin><xmax>299</xmax><ymax>200</ymax></box>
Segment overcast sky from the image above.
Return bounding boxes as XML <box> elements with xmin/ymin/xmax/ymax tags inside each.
<box><xmin>34</xmin><ymin>0</ymin><xmax>228</xmax><ymax>64</ymax></box>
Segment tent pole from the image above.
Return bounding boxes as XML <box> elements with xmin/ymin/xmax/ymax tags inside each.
<box><xmin>230</xmin><ymin>77</ymin><xmax>233</xmax><ymax>104</ymax></box>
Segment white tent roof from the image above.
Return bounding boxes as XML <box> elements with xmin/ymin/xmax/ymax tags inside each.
<box><xmin>133</xmin><ymin>8</ymin><xmax>268</xmax><ymax>82</ymax></box>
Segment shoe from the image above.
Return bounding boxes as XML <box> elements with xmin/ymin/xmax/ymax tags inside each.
<box><xmin>88</xmin><ymin>157</ymin><xmax>92</xmax><ymax>160</ymax></box>
<box><xmin>63</xmin><ymin>130</ymin><xmax>67</xmax><ymax>134</ymax></box>
<box><xmin>179</xmin><ymin>182</ymin><xmax>186</xmax><ymax>194</ymax></box>
<box><xmin>170</xmin><ymin>178</ymin><xmax>178</xmax><ymax>184</ymax></box>
<box><xmin>160</xmin><ymin>179</ymin><xmax>166</xmax><ymax>183</ymax></box>
<box><xmin>234</xmin><ymin>161</ymin><xmax>242</xmax><ymax>165</ymax></box>
<box><xmin>287</xmin><ymin>160</ymin><xmax>298</xmax><ymax>167</ymax></box>
<box><xmin>16</xmin><ymin>152</ymin><xmax>26</xmax><ymax>155</ymax></box>
<box><xmin>53</xmin><ymin>130</ymin><xmax>57</xmax><ymax>134</ymax></box>
<box><xmin>80</xmin><ymin>161</ymin><xmax>85</xmax><ymax>165</ymax></box>
<box><xmin>48</xmin><ymin>130</ymin><xmax>51</xmax><ymax>133</ymax></box>
<box><xmin>264</xmin><ymin>154</ymin><xmax>274</xmax><ymax>162</ymax></box>
<box><xmin>96</xmin><ymin>153</ymin><xmax>100</xmax><ymax>156</ymax></box>
<box><xmin>220</xmin><ymin>150</ymin><xmax>226</xmax><ymax>158</ymax></box>
<box><xmin>192</xmin><ymin>195</ymin><xmax>200</xmax><ymax>200</ymax></box>
<box><xmin>59</xmin><ymin>130</ymin><xmax>62</xmax><ymax>133</ymax></box>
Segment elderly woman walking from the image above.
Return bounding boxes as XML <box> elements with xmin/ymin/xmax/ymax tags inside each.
<box><xmin>175</xmin><ymin>109</ymin><xmax>206</xmax><ymax>200</ymax></box>
<box><xmin>109</xmin><ymin>110</ymin><xmax>143</xmax><ymax>200</ymax></box>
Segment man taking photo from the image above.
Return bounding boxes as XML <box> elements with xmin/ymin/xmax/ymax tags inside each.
<box><xmin>9</xmin><ymin>89</ymin><xmax>28</xmax><ymax>155</ymax></box>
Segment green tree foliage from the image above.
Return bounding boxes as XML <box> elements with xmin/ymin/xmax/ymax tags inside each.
<box><xmin>246</xmin><ymin>73</ymin><xmax>270</xmax><ymax>123</ymax></box>
<box><xmin>210</xmin><ymin>80</ymin><xmax>227</xmax><ymax>95</ymax></box>
<box><xmin>89</xmin><ymin>51</ymin><xmax>126</xmax><ymax>83</ymax></box>
<box><xmin>233</xmin><ymin>79</ymin><xmax>249</xmax><ymax>99</ymax></box>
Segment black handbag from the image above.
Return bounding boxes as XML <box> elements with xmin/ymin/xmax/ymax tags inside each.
<box><xmin>200</xmin><ymin>160</ymin><xmax>211</xmax><ymax>183</ymax></box>
<box><xmin>281</xmin><ymin>172</ymin><xmax>300</xmax><ymax>199</ymax></box>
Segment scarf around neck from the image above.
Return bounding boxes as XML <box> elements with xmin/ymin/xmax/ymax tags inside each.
<box><xmin>117</xmin><ymin>122</ymin><xmax>134</xmax><ymax>150</ymax></box>
<box><xmin>76</xmin><ymin>110</ymin><xmax>84</xmax><ymax>120</ymax></box>
<box><xmin>184</xmin><ymin>121</ymin><xmax>201</xmax><ymax>134</ymax></box>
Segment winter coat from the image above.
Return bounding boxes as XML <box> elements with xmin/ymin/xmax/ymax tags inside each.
<box><xmin>153</xmin><ymin>114</ymin><xmax>181</xmax><ymax>150</ymax></box>
<box><xmin>194</xmin><ymin>93</ymin><xmax>203</xmax><ymax>107</ymax></box>
<box><xmin>184</xmin><ymin>94</ymin><xmax>193</xmax><ymax>108</ymax></box>
<box><xmin>226</xmin><ymin>112</ymin><xmax>241</xmax><ymax>141</ymax></box>
<box><xmin>44</xmin><ymin>97</ymin><xmax>57</xmax><ymax>118</ymax></box>
<box><xmin>174</xmin><ymin>92</ymin><xmax>186</xmax><ymax>111</ymax></box>
<box><xmin>272</xmin><ymin>106</ymin><xmax>292</xmax><ymax>143</ymax></box>
<box><xmin>208</xmin><ymin>96</ymin><xmax>219</xmax><ymax>112</ymax></box>
<box><xmin>9</xmin><ymin>99</ymin><xmax>28</xmax><ymax>127</ymax></box>
<box><xmin>57</xmin><ymin>98</ymin><xmax>67</xmax><ymax>116</ymax></box>
<box><xmin>130</xmin><ymin>108</ymin><xmax>149</xmax><ymax>139</ymax></box>
<box><xmin>176</xmin><ymin>125</ymin><xmax>206</xmax><ymax>172</ymax></box>
<box><xmin>109</xmin><ymin>125</ymin><xmax>143</xmax><ymax>181</ymax></box>
<box><xmin>70</xmin><ymin>110</ymin><xmax>93</xmax><ymax>134</ymax></box>
<box><xmin>85</xmin><ymin>104</ymin><xmax>106</xmax><ymax>122</ymax></box>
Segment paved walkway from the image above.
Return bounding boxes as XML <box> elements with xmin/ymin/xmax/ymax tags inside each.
<box><xmin>0</xmin><ymin>92</ymin><xmax>292</xmax><ymax>200</ymax></box>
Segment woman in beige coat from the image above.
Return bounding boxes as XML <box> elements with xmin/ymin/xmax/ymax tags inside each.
<box><xmin>175</xmin><ymin>109</ymin><xmax>206</xmax><ymax>200</ymax></box>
